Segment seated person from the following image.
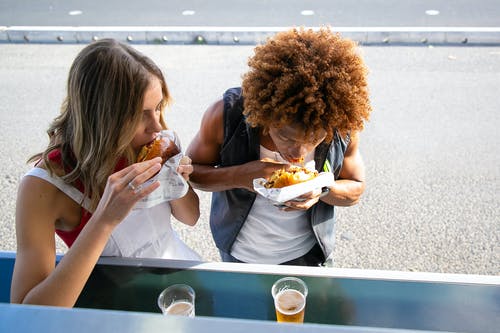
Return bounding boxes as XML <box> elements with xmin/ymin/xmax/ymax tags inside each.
<box><xmin>11</xmin><ymin>38</ymin><xmax>200</xmax><ymax>307</ymax></box>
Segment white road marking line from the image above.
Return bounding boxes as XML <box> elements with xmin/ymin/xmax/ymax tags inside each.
<box><xmin>425</xmin><ymin>9</ymin><xmax>440</xmax><ymax>16</ymax></box>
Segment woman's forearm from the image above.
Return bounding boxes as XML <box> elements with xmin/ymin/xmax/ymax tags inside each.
<box><xmin>170</xmin><ymin>186</ymin><xmax>200</xmax><ymax>226</ymax></box>
<box><xmin>20</xmin><ymin>219</ymin><xmax>114</xmax><ymax>307</ymax></box>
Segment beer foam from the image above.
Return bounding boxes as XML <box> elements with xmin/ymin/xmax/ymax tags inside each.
<box><xmin>165</xmin><ymin>300</ymin><xmax>194</xmax><ymax>316</ymax></box>
<box><xmin>275</xmin><ymin>289</ymin><xmax>305</xmax><ymax>314</ymax></box>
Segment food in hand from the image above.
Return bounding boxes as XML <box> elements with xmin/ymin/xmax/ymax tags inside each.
<box><xmin>136</xmin><ymin>135</ymin><xmax>180</xmax><ymax>165</ymax></box>
<box><xmin>264</xmin><ymin>166</ymin><xmax>318</xmax><ymax>188</ymax></box>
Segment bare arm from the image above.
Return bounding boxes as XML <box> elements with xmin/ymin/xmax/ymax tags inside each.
<box><xmin>281</xmin><ymin>134</ymin><xmax>365</xmax><ymax>211</ymax></box>
<box><xmin>11</xmin><ymin>159</ymin><xmax>162</xmax><ymax>307</ymax></box>
<box><xmin>170</xmin><ymin>186</ymin><xmax>199</xmax><ymax>226</ymax></box>
<box><xmin>321</xmin><ymin>133</ymin><xmax>366</xmax><ymax>206</ymax></box>
<box><xmin>186</xmin><ymin>99</ymin><xmax>287</xmax><ymax>192</ymax></box>
<box><xmin>169</xmin><ymin>156</ymin><xmax>200</xmax><ymax>226</ymax></box>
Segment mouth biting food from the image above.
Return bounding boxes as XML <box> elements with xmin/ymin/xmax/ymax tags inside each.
<box><xmin>136</xmin><ymin>135</ymin><xmax>180</xmax><ymax>165</ymax></box>
<box><xmin>264</xmin><ymin>166</ymin><xmax>318</xmax><ymax>188</ymax></box>
<box><xmin>289</xmin><ymin>157</ymin><xmax>305</xmax><ymax>164</ymax></box>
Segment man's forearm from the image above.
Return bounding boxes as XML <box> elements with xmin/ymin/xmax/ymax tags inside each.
<box><xmin>189</xmin><ymin>164</ymin><xmax>243</xmax><ymax>192</ymax></box>
<box><xmin>321</xmin><ymin>179</ymin><xmax>365</xmax><ymax>206</ymax></box>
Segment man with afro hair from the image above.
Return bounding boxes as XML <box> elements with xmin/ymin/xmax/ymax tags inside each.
<box><xmin>186</xmin><ymin>27</ymin><xmax>372</xmax><ymax>266</ymax></box>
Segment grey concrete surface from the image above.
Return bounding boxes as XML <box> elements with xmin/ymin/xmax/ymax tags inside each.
<box><xmin>0</xmin><ymin>43</ymin><xmax>498</xmax><ymax>275</ymax></box>
<box><xmin>2</xmin><ymin>0</ymin><xmax>500</xmax><ymax>27</ymax></box>
<box><xmin>2</xmin><ymin>0</ymin><xmax>500</xmax><ymax>45</ymax></box>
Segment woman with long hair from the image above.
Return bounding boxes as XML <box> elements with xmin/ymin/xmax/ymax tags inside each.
<box><xmin>11</xmin><ymin>39</ymin><xmax>200</xmax><ymax>307</ymax></box>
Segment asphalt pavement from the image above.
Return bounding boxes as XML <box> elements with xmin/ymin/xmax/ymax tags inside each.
<box><xmin>2</xmin><ymin>0</ymin><xmax>500</xmax><ymax>27</ymax></box>
<box><xmin>1</xmin><ymin>0</ymin><xmax>500</xmax><ymax>45</ymax></box>
<box><xmin>0</xmin><ymin>42</ymin><xmax>498</xmax><ymax>275</ymax></box>
<box><xmin>0</xmin><ymin>0</ymin><xmax>498</xmax><ymax>276</ymax></box>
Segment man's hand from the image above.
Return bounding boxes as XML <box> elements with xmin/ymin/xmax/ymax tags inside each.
<box><xmin>238</xmin><ymin>158</ymin><xmax>289</xmax><ymax>191</ymax></box>
<box><xmin>279</xmin><ymin>187</ymin><xmax>323</xmax><ymax>211</ymax></box>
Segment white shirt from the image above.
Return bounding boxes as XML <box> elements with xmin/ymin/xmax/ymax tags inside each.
<box><xmin>230</xmin><ymin>146</ymin><xmax>317</xmax><ymax>264</ymax></box>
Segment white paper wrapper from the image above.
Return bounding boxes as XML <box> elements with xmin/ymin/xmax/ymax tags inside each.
<box><xmin>134</xmin><ymin>130</ymin><xmax>189</xmax><ymax>209</ymax></box>
<box><xmin>253</xmin><ymin>172</ymin><xmax>334</xmax><ymax>204</ymax></box>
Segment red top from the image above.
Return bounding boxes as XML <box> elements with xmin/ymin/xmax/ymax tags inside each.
<box><xmin>48</xmin><ymin>150</ymin><xmax>127</xmax><ymax>247</ymax></box>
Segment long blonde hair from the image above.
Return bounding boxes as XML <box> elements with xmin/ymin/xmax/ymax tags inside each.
<box><xmin>30</xmin><ymin>39</ymin><xmax>170</xmax><ymax>211</ymax></box>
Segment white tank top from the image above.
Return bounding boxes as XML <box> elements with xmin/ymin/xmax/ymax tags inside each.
<box><xmin>230</xmin><ymin>146</ymin><xmax>317</xmax><ymax>264</ymax></box>
<box><xmin>24</xmin><ymin>167</ymin><xmax>201</xmax><ymax>261</ymax></box>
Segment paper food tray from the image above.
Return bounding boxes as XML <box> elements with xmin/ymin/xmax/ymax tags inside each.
<box><xmin>253</xmin><ymin>172</ymin><xmax>334</xmax><ymax>204</ymax></box>
<box><xmin>135</xmin><ymin>153</ymin><xmax>189</xmax><ymax>209</ymax></box>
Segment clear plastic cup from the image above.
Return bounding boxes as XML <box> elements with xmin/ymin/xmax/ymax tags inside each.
<box><xmin>157</xmin><ymin>284</ymin><xmax>195</xmax><ymax>317</ymax></box>
<box><xmin>271</xmin><ymin>277</ymin><xmax>308</xmax><ymax>323</ymax></box>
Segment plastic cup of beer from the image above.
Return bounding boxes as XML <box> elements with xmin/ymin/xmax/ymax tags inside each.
<box><xmin>157</xmin><ymin>284</ymin><xmax>195</xmax><ymax>317</ymax></box>
<box><xmin>271</xmin><ymin>277</ymin><xmax>308</xmax><ymax>323</ymax></box>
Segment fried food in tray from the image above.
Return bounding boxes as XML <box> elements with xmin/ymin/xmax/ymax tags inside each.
<box><xmin>254</xmin><ymin>166</ymin><xmax>333</xmax><ymax>204</ymax></box>
<box><xmin>264</xmin><ymin>166</ymin><xmax>318</xmax><ymax>188</ymax></box>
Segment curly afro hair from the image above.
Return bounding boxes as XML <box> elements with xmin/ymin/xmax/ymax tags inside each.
<box><xmin>242</xmin><ymin>27</ymin><xmax>372</xmax><ymax>142</ymax></box>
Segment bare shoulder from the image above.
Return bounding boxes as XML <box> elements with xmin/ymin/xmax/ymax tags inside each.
<box><xmin>201</xmin><ymin>99</ymin><xmax>224</xmax><ymax>137</ymax></box>
<box><xmin>338</xmin><ymin>131</ymin><xmax>365</xmax><ymax>181</ymax></box>
<box><xmin>345</xmin><ymin>131</ymin><xmax>360</xmax><ymax>155</ymax></box>
<box><xmin>12</xmin><ymin>174</ymin><xmax>60</xmax><ymax>303</ymax></box>
<box><xmin>17</xmin><ymin>170</ymin><xmax>81</xmax><ymax>232</ymax></box>
<box><xmin>187</xmin><ymin>99</ymin><xmax>224</xmax><ymax>162</ymax></box>
<box><xmin>17</xmin><ymin>174</ymin><xmax>64</xmax><ymax>226</ymax></box>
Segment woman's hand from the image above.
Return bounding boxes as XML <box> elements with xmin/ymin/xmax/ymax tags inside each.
<box><xmin>92</xmin><ymin>157</ymin><xmax>162</xmax><ymax>226</ymax></box>
<box><xmin>171</xmin><ymin>156</ymin><xmax>200</xmax><ymax>226</ymax></box>
<box><xmin>10</xmin><ymin>157</ymin><xmax>163</xmax><ymax>307</ymax></box>
<box><xmin>176</xmin><ymin>156</ymin><xmax>194</xmax><ymax>181</ymax></box>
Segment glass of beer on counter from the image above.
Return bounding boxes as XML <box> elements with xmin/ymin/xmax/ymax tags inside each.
<box><xmin>271</xmin><ymin>277</ymin><xmax>308</xmax><ymax>323</ymax></box>
<box><xmin>157</xmin><ymin>284</ymin><xmax>195</xmax><ymax>317</ymax></box>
